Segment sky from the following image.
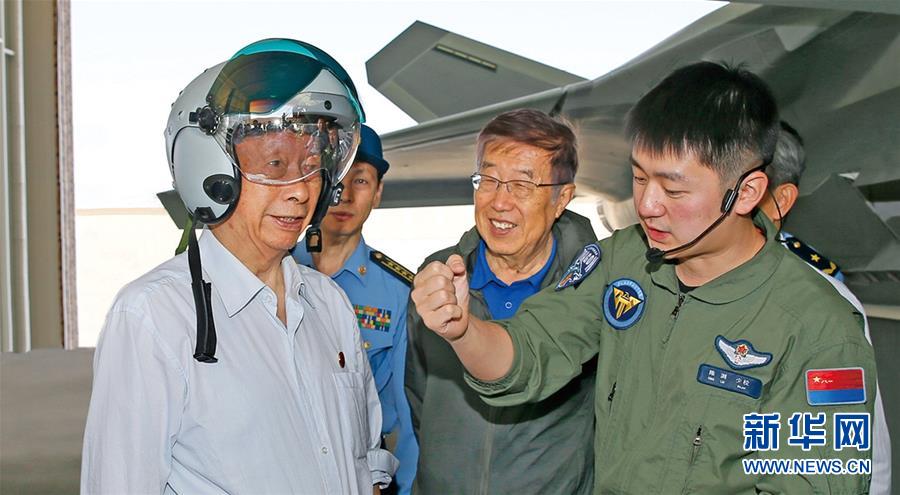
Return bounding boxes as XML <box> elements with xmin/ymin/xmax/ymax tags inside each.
<box><xmin>71</xmin><ymin>0</ymin><xmax>724</xmax><ymax>209</ymax></box>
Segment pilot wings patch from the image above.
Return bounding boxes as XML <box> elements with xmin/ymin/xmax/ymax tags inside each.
<box><xmin>715</xmin><ymin>335</ymin><xmax>772</xmax><ymax>370</ymax></box>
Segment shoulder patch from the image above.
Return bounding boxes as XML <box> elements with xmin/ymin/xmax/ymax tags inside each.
<box><xmin>781</xmin><ymin>234</ymin><xmax>841</xmax><ymax>278</ymax></box>
<box><xmin>806</xmin><ymin>367</ymin><xmax>866</xmax><ymax>406</ymax></box>
<box><xmin>556</xmin><ymin>243</ymin><xmax>602</xmax><ymax>290</ymax></box>
<box><xmin>370</xmin><ymin>250</ymin><xmax>414</xmax><ymax>287</ymax></box>
<box><xmin>602</xmin><ymin>278</ymin><xmax>645</xmax><ymax>330</ymax></box>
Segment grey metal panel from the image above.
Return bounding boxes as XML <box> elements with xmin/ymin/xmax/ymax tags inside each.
<box><xmin>785</xmin><ymin>174</ymin><xmax>895</xmax><ymax>269</ymax></box>
<box><xmin>367</xmin><ymin>21</ymin><xmax>585</xmax><ymax>122</ymax></box>
<box><xmin>730</xmin><ymin>0</ymin><xmax>900</xmax><ymax>16</ymax></box>
<box><xmin>379</xmin><ymin>178</ymin><xmax>473</xmax><ymax>209</ymax></box>
<box><xmin>381</xmin><ymin>88</ymin><xmax>565</xmax><ymax>189</ymax></box>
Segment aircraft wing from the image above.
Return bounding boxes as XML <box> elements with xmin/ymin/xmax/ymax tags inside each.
<box><xmin>370</xmin><ymin>2</ymin><xmax>900</xmax><ymax>305</ymax></box>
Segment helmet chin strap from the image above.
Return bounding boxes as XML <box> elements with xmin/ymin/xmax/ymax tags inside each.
<box><xmin>305</xmin><ymin>171</ymin><xmax>344</xmax><ymax>252</ymax></box>
<box><xmin>185</xmin><ymin>217</ymin><xmax>218</xmax><ymax>363</ymax></box>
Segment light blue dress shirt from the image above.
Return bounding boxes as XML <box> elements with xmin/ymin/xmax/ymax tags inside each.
<box><xmin>294</xmin><ymin>237</ymin><xmax>418</xmax><ymax>495</ymax></box>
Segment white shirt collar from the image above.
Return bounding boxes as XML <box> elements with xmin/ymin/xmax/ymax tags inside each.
<box><xmin>198</xmin><ymin>230</ymin><xmax>305</xmax><ymax>318</ymax></box>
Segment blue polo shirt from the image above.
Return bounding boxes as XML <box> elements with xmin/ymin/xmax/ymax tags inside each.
<box><xmin>470</xmin><ymin>238</ymin><xmax>557</xmax><ymax>319</ymax></box>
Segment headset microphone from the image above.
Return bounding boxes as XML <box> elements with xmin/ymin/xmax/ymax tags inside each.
<box><xmin>644</xmin><ymin>164</ymin><xmax>766</xmax><ymax>264</ymax></box>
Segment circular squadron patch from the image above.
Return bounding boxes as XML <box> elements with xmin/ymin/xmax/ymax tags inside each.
<box><xmin>603</xmin><ymin>278</ymin><xmax>646</xmax><ymax>330</ymax></box>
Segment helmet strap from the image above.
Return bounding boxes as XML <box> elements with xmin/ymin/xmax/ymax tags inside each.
<box><xmin>185</xmin><ymin>217</ymin><xmax>218</xmax><ymax>363</ymax></box>
<box><xmin>305</xmin><ymin>171</ymin><xmax>340</xmax><ymax>252</ymax></box>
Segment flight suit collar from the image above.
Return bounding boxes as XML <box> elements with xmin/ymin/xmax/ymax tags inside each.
<box><xmin>648</xmin><ymin>210</ymin><xmax>784</xmax><ymax>304</ymax></box>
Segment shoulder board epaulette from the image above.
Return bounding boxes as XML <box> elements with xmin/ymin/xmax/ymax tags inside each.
<box><xmin>370</xmin><ymin>250</ymin><xmax>414</xmax><ymax>287</ymax></box>
<box><xmin>781</xmin><ymin>235</ymin><xmax>842</xmax><ymax>278</ymax></box>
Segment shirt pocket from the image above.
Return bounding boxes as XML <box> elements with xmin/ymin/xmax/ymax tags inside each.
<box><xmin>680</xmin><ymin>390</ymin><xmax>763</xmax><ymax>495</ymax></box>
<box><xmin>332</xmin><ymin>371</ymin><xmax>370</xmax><ymax>459</ymax></box>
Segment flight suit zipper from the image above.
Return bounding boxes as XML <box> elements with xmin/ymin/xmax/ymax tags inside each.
<box><xmin>607</xmin><ymin>381</ymin><xmax>617</xmax><ymax>412</ymax></box>
<box><xmin>662</xmin><ymin>293</ymin><xmax>686</xmax><ymax>345</ymax></box>
<box><xmin>682</xmin><ymin>426</ymin><xmax>704</xmax><ymax>494</ymax></box>
<box><xmin>690</xmin><ymin>426</ymin><xmax>703</xmax><ymax>464</ymax></box>
<box><xmin>671</xmin><ymin>293</ymin><xmax>686</xmax><ymax>320</ymax></box>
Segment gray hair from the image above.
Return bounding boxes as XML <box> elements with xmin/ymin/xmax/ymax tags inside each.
<box><xmin>765</xmin><ymin>121</ymin><xmax>805</xmax><ymax>188</ymax></box>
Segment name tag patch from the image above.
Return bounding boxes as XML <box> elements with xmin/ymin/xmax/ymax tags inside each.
<box><xmin>697</xmin><ymin>364</ymin><xmax>762</xmax><ymax>399</ymax></box>
<box><xmin>353</xmin><ymin>305</ymin><xmax>391</xmax><ymax>332</ymax></box>
<box><xmin>806</xmin><ymin>367</ymin><xmax>866</xmax><ymax>406</ymax></box>
<box><xmin>556</xmin><ymin>243</ymin><xmax>601</xmax><ymax>290</ymax></box>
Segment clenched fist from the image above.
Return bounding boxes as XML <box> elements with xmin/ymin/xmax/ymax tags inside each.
<box><xmin>411</xmin><ymin>254</ymin><xmax>470</xmax><ymax>341</ymax></box>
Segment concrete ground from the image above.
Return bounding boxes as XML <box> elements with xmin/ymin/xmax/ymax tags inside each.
<box><xmin>1</xmin><ymin>349</ymin><xmax>92</xmax><ymax>494</ymax></box>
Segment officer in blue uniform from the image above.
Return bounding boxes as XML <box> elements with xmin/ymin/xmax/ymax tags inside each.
<box><xmin>758</xmin><ymin>121</ymin><xmax>844</xmax><ymax>280</ymax></box>
<box><xmin>293</xmin><ymin>125</ymin><xmax>417</xmax><ymax>494</ymax></box>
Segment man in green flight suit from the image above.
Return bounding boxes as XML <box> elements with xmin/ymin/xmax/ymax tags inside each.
<box><xmin>411</xmin><ymin>62</ymin><xmax>877</xmax><ymax>494</ymax></box>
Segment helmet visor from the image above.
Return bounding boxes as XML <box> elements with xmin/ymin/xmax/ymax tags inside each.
<box><xmin>207</xmin><ymin>48</ymin><xmax>362</xmax><ymax>184</ymax></box>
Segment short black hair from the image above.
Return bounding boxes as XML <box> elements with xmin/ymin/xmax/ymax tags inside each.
<box><xmin>626</xmin><ymin>61</ymin><xmax>779</xmax><ymax>182</ymax></box>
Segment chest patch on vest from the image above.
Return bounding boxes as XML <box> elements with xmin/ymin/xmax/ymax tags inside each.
<box><xmin>602</xmin><ymin>278</ymin><xmax>645</xmax><ymax>330</ymax></box>
<box><xmin>556</xmin><ymin>243</ymin><xmax>601</xmax><ymax>290</ymax></box>
<box><xmin>715</xmin><ymin>335</ymin><xmax>772</xmax><ymax>370</ymax></box>
<box><xmin>353</xmin><ymin>305</ymin><xmax>391</xmax><ymax>332</ymax></box>
<box><xmin>805</xmin><ymin>368</ymin><xmax>866</xmax><ymax>406</ymax></box>
<box><xmin>697</xmin><ymin>364</ymin><xmax>763</xmax><ymax>399</ymax></box>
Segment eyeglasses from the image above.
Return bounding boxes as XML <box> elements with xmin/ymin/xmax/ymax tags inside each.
<box><xmin>470</xmin><ymin>173</ymin><xmax>568</xmax><ymax>200</ymax></box>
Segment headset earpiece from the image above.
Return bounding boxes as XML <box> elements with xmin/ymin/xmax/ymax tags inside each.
<box><xmin>203</xmin><ymin>174</ymin><xmax>238</xmax><ymax>205</ymax></box>
<box><xmin>720</xmin><ymin>188</ymin><xmax>738</xmax><ymax>213</ymax></box>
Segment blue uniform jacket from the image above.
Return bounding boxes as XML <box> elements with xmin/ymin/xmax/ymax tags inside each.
<box><xmin>294</xmin><ymin>237</ymin><xmax>418</xmax><ymax>494</ymax></box>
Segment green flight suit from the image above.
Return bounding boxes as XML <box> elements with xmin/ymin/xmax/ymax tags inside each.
<box><xmin>468</xmin><ymin>212</ymin><xmax>876</xmax><ymax>494</ymax></box>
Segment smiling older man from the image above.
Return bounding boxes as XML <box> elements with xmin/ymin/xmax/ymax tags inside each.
<box><xmin>405</xmin><ymin>109</ymin><xmax>597</xmax><ymax>494</ymax></box>
<box><xmin>81</xmin><ymin>39</ymin><xmax>396</xmax><ymax>494</ymax></box>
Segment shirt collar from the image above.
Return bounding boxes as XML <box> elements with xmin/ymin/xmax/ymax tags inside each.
<box><xmin>199</xmin><ymin>230</ymin><xmax>304</xmax><ymax>318</ymax></box>
<box><xmin>470</xmin><ymin>238</ymin><xmax>557</xmax><ymax>290</ymax></box>
<box><xmin>649</xmin><ymin>210</ymin><xmax>784</xmax><ymax>304</ymax></box>
<box><xmin>291</xmin><ymin>236</ymin><xmax>370</xmax><ymax>286</ymax></box>
<box><xmin>336</xmin><ymin>237</ymin><xmax>370</xmax><ymax>286</ymax></box>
